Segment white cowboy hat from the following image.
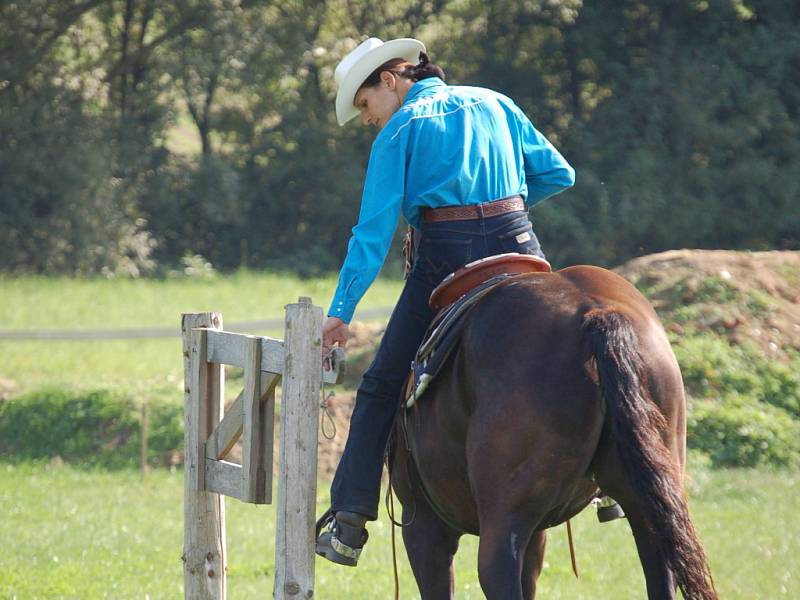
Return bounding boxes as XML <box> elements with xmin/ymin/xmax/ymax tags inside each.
<box><xmin>334</xmin><ymin>37</ymin><xmax>426</xmax><ymax>126</ymax></box>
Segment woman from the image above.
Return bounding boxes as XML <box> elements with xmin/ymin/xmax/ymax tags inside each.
<box><xmin>316</xmin><ymin>37</ymin><xmax>575</xmax><ymax>567</ymax></box>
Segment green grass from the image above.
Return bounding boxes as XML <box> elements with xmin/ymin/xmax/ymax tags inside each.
<box><xmin>1</xmin><ymin>271</ymin><xmax>401</xmax><ymax>394</ymax></box>
<box><xmin>3</xmin><ymin>273</ymin><xmax>799</xmax><ymax>596</ymax></box>
<box><xmin>0</xmin><ymin>271</ymin><xmax>800</xmax><ymax>600</ymax></box>
<box><xmin>0</xmin><ymin>462</ymin><xmax>797</xmax><ymax>598</ymax></box>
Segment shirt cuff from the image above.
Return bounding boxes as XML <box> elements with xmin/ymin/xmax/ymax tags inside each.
<box><xmin>327</xmin><ymin>299</ymin><xmax>356</xmax><ymax>324</ymax></box>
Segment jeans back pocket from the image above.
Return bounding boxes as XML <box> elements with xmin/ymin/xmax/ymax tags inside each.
<box><xmin>412</xmin><ymin>236</ymin><xmax>473</xmax><ymax>288</ymax></box>
<box><xmin>497</xmin><ymin>220</ymin><xmax>543</xmax><ymax>258</ymax></box>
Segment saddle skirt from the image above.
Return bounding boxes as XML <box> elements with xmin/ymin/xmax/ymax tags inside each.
<box><xmin>405</xmin><ymin>253</ymin><xmax>552</xmax><ymax>408</ymax></box>
<box><xmin>429</xmin><ymin>253</ymin><xmax>551</xmax><ymax>310</ymax></box>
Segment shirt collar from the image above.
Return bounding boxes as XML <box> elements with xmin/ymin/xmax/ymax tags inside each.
<box><xmin>402</xmin><ymin>77</ymin><xmax>446</xmax><ymax>106</ymax></box>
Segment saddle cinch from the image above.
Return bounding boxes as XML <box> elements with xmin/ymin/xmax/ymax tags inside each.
<box><xmin>404</xmin><ymin>253</ymin><xmax>552</xmax><ymax>408</ymax></box>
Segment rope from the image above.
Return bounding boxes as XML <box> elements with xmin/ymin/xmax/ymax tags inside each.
<box><xmin>390</xmin><ymin>486</ymin><xmax>400</xmax><ymax>600</ymax></box>
<box><xmin>384</xmin><ymin>434</ymin><xmax>415</xmax><ymax>600</ymax></box>
<box><xmin>319</xmin><ymin>390</ymin><xmax>336</xmax><ymax>440</ymax></box>
<box><xmin>384</xmin><ymin>452</ymin><xmax>414</xmax><ymax>528</ymax></box>
<box><xmin>319</xmin><ymin>348</ymin><xmax>337</xmax><ymax>440</ymax></box>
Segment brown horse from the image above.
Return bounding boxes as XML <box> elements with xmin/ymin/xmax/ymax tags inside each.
<box><xmin>390</xmin><ymin>265</ymin><xmax>717</xmax><ymax>600</ymax></box>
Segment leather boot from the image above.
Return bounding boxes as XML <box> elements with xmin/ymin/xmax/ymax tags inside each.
<box><xmin>315</xmin><ymin>510</ymin><xmax>369</xmax><ymax>567</ymax></box>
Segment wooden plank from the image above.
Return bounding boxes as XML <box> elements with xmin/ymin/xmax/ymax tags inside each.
<box><xmin>274</xmin><ymin>298</ymin><xmax>322</xmax><ymax>600</ymax></box>
<box><xmin>241</xmin><ymin>336</ymin><xmax>262</xmax><ymax>502</ymax></box>
<box><xmin>204</xmin><ymin>328</ymin><xmax>342</xmax><ymax>382</ymax></box>
<box><xmin>206</xmin><ymin>329</ymin><xmax>284</xmax><ymax>374</ymax></box>
<box><xmin>205</xmin><ymin>458</ymin><xmax>244</xmax><ymax>501</ymax></box>
<box><xmin>258</xmin><ymin>385</ymin><xmax>276</xmax><ymax>504</ymax></box>
<box><xmin>190</xmin><ymin>328</ymin><xmax>210</xmax><ymax>492</ymax></box>
<box><xmin>206</xmin><ymin>329</ymin><xmax>247</xmax><ymax>367</ymax></box>
<box><xmin>205</xmin><ymin>373</ymin><xmax>279</xmax><ymax>462</ymax></box>
<box><xmin>182</xmin><ymin>312</ymin><xmax>226</xmax><ymax>600</ymax></box>
<box><xmin>260</xmin><ymin>336</ymin><xmax>285</xmax><ymax>375</ymax></box>
<box><xmin>206</xmin><ymin>389</ymin><xmax>244</xmax><ymax>461</ymax></box>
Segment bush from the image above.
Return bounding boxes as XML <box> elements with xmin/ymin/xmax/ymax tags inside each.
<box><xmin>758</xmin><ymin>359</ymin><xmax>800</xmax><ymax>417</ymax></box>
<box><xmin>143</xmin><ymin>401</ymin><xmax>185</xmax><ymax>466</ymax></box>
<box><xmin>0</xmin><ymin>389</ymin><xmax>182</xmax><ymax>469</ymax></box>
<box><xmin>672</xmin><ymin>331</ymin><xmax>800</xmax><ymax>467</ymax></box>
<box><xmin>687</xmin><ymin>396</ymin><xmax>800</xmax><ymax>468</ymax></box>
<box><xmin>674</xmin><ymin>335</ymin><xmax>762</xmax><ymax>399</ymax></box>
<box><xmin>673</xmin><ymin>333</ymin><xmax>800</xmax><ymax>417</ymax></box>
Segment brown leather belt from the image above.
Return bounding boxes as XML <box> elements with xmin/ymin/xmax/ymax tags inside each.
<box><xmin>423</xmin><ymin>196</ymin><xmax>525</xmax><ymax>223</ymax></box>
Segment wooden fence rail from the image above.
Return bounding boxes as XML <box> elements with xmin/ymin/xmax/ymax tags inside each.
<box><xmin>181</xmin><ymin>298</ymin><xmax>343</xmax><ymax>599</ymax></box>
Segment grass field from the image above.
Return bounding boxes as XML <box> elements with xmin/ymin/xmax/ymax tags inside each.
<box><xmin>3</xmin><ymin>272</ymin><xmax>799</xmax><ymax>598</ymax></box>
<box><xmin>1</xmin><ymin>271</ymin><xmax>402</xmax><ymax>395</ymax></box>
<box><xmin>0</xmin><ymin>462</ymin><xmax>797</xmax><ymax>599</ymax></box>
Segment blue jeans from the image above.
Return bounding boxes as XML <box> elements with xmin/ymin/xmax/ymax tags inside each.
<box><xmin>330</xmin><ymin>210</ymin><xmax>545</xmax><ymax>519</ymax></box>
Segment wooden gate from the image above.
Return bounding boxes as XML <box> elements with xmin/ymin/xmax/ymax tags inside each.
<box><xmin>181</xmin><ymin>297</ymin><xmax>343</xmax><ymax>599</ymax></box>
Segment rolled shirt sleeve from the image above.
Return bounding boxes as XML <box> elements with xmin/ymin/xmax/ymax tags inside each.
<box><xmin>328</xmin><ymin>131</ymin><xmax>406</xmax><ymax>323</ymax></box>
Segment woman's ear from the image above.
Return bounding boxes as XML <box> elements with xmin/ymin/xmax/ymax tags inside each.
<box><xmin>380</xmin><ymin>70</ymin><xmax>396</xmax><ymax>90</ymax></box>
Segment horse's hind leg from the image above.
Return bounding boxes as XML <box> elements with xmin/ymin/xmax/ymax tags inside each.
<box><xmin>626</xmin><ymin>503</ymin><xmax>677</xmax><ymax>599</ymax></box>
<box><xmin>598</xmin><ymin>464</ymin><xmax>678</xmax><ymax>598</ymax></box>
<box><xmin>402</xmin><ymin>503</ymin><xmax>461</xmax><ymax>600</ymax></box>
<box><xmin>521</xmin><ymin>530</ymin><xmax>547</xmax><ymax>600</ymax></box>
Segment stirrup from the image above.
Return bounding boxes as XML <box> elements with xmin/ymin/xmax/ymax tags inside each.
<box><xmin>594</xmin><ymin>495</ymin><xmax>626</xmax><ymax>523</ymax></box>
<box><xmin>315</xmin><ymin>510</ymin><xmax>369</xmax><ymax>567</ymax></box>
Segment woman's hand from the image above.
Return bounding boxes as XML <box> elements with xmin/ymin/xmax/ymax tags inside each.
<box><xmin>322</xmin><ymin>316</ymin><xmax>349</xmax><ymax>370</ymax></box>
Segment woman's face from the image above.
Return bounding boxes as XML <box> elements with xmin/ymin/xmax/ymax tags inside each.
<box><xmin>354</xmin><ymin>72</ymin><xmax>403</xmax><ymax>130</ymax></box>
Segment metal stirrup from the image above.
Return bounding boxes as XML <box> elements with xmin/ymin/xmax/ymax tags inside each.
<box><xmin>330</xmin><ymin>536</ymin><xmax>363</xmax><ymax>560</ymax></box>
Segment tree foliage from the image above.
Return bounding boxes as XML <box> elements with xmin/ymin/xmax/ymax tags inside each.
<box><xmin>1</xmin><ymin>0</ymin><xmax>798</xmax><ymax>274</ymax></box>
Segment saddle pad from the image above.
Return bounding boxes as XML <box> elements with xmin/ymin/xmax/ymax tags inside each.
<box><xmin>406</xmin><ymin>271</ymin><xmax>540</xmax><ymax>408</ymax></box>
<box><xmin>429</xmin><ymin>253</ymin><xmax>551</xmax><ymax>311</ymax></box>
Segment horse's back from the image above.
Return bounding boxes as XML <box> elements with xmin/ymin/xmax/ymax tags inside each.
<box><xmin>474</xmin><ymin>265</ymin><xmax>685</xmax><ymax>445</ymax></box>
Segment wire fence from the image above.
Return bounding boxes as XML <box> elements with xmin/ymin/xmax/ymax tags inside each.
<box><xmin>0</xmin><ymin>307</ymin><xmax>393</xmax><ymax>341</ymax></box>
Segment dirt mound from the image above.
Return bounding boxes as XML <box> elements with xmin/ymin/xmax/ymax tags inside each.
<box><xmin>615</xmin><ymin>249</ymin><xmax>800</xmax><ymax>359</ymax></box>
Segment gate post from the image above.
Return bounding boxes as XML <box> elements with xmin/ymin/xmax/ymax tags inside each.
<box><xmin>274</xmin><ymin>297</ymin><xmax>323</xmax><ymax>599</ymax></box>
<box><xmin>182</xmin><ymin>312</ymin><xmax>226</xmax><ymax>599</ymax></box>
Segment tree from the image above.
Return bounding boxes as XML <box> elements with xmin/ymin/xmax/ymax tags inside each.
<box><xmin>1</xmin><ymin>0</ymin><xmax>798</xmax><ymax>275</ymax></box>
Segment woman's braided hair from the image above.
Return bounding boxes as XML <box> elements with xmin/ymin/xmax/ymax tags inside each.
<box><xmin>359</xmin><ymin>52</ymin><xmax>446</xmax><ymax>90</ymax></box>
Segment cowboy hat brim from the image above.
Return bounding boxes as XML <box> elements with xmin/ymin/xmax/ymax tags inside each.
<box><xmin>335</xmin><ymin>38</ymin><xmax>426</xmax><ymax>126</ymax></box>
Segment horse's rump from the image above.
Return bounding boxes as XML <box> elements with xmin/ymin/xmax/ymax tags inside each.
<box><xmin>392</xmin><ymin>266</ymin><xmax>717</xmax><ymax>599</ymax></box>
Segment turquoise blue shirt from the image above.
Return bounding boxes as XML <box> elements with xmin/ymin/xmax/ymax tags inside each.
<box><xmin>329</xmin><ymin>77</ymin><xmax>575</xmax><ymax>323</ymax></box>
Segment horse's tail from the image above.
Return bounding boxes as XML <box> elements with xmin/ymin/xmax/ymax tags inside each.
<box><xmin>582</xmin><ymin>308</ymin><xmax>717</xmax><ymax>600</ymax></box>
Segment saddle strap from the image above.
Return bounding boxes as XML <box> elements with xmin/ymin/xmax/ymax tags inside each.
<box><xmin>567</xmin><ymin>519</ymin><xmax>579</xmax><ymax>578</ymax></box>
